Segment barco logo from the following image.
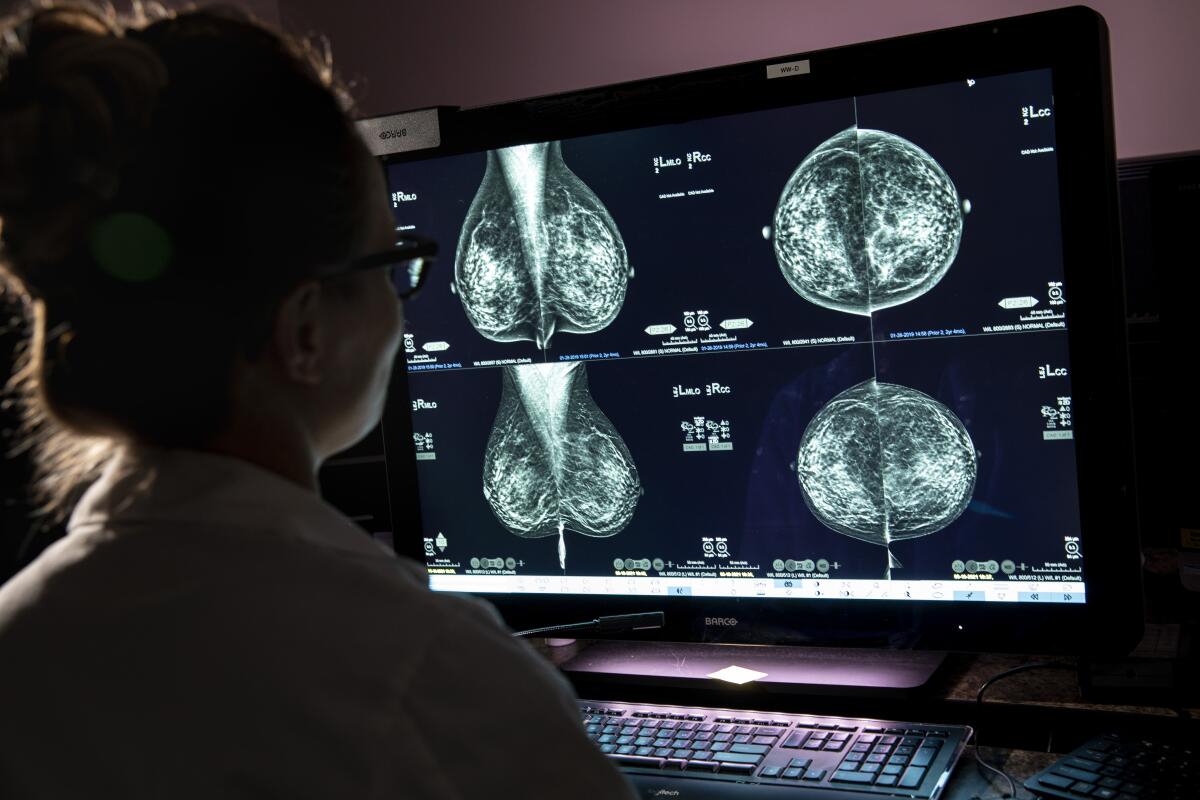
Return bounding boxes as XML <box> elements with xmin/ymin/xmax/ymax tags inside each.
<box><xmin>705</xmin><ymin>617</ymin><xmax>738</xmax><ymax>626</ymax></box>
<box><xmin>378</xmin><ymin>128</ymin><xmax>407</xmax><ymax>140</ymax></box>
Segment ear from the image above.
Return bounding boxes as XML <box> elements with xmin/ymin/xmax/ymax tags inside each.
<box><xmin>271</xmin><ymin>280</ymin><xmax>325</xmax><ymax>385</ymax></box>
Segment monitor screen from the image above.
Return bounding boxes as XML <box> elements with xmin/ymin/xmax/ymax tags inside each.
<box><xmin>346</xmin><ymin>7</ymin><xmax>1140</xmax><ymax>652</ymax></box>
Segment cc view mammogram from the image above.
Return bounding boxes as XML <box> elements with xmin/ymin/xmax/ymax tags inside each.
<box><xmin>455</xmin><ymin>142</ymin><xmax>630</xmax><ymax>349</ymax></box>
<box><xmin>773</xmin><ymin>128</ymin><xmax>965</xmax><ymax>315</ymax></box>
<box><xmin>483</xmin><ymin>362</ymin><xmax>641</xmax><ymax>568</ymax></box>
<box><xmin>797</xmin><ymin>380</ymin><xmax>976</xmax><ymax>576</ymax></box>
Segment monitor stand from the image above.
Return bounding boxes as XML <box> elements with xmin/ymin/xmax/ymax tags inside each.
<box><xmin>559</xmin><ymin>640</ymin><xmax>946</xmax><ymax>698</ymax></box>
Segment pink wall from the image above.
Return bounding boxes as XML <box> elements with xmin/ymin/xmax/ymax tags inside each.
<box><xmin>279</xmin><ymin>0</ymin><xmax>1200</xmax><ymax>159</ymax></box>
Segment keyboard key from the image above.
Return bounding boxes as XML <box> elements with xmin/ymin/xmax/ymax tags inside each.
<box><xmin>600</xmin><ymin>744</ymin><xmax>617</xmax><ymax>754</ymax></box>
<box><xmin>732</xmin><ymin>734</ymin><xmax>752</xmax><ymax>744</ymax></box>
<box><xmin>616</xmin><ymin>736</ymin><xmax>634</xmax><ymax>745</ymax></box>
<box><xmin>861</xmin><ymin>763</ymin><xmax>882</xmax><ymax>774</ymax></box>
<box><xmin>665</xmin><ymin>758</ymin><xmax>688</xmax><ymax>770</ymax></box>
<box><xmin>617</xmin><ymin>745</ymin><xmax>635</xmax><ymax>755</ymax></box>
<box><xmin>899</xmin><ymin>765</ymin><xmax>926</xmax><ymax>788</ymax></box>
<box><xmin>1071</xmin><ymin>782</ymin><xmax>1096</xmax><ymax>794</ymax></box>
<box><xmin>692</xmin><ymin>750</ymin><xmax>713</xmax><ymax>761</ymax></box>
<box><xmin>782</xmin><ymin>767</ymin><xmax>804</xmax><ymax>779</ymax></box>
<box><xmin>832</xmin><ymin>770</ymin><xmax>875</xmax><ymax>784</ymax></box>
<box><xmin>752</xmin><ymin>735</ymin><xmax>779</xmax><ymax>746</ymax></box>
<box><xmin>730</xmin><ymin>743</ymin><xmax>771</xmax><ymax>755</ymax></box>
<box><xmin>1054</xmin><ymin>765</ymin><xmax>1104</xmax><ymax>784</ymax></box>
<box><xmin>802</xmin><ymin>768</ymin><xmax>826</xmax><ymax>781</ymax></box>
<box><xmin>789</xmin><ymin>758</ymin><xmax>813</xmax><ymax>769</ymax></box>
<box><xmin>612</xmin><ymin>754</ymin><xmax>664</xmax><ymax>769</ymax></box>
<box><xmin>634</xmin><ymin>736</ymin><xmax>653</xmax><ymax>747</ymax></box>
<box><xmin>1038</xmin><ymin>774</ymin><xmax>1076</xmax><ymax>790</ymax></box>
<box><xmin>782</xmin><ymin>732</ymin><xmax>807</xmax><ymax>748</ymax></box>
<box><xmin>911</xmin><ymin>746</ymin><xmax>938</xmax><ymax>767</ymax></box>
<box><xmin>686</xmin><ymin>760</ymin><xmax>718</xmax><ymax>772</ymax></box>
<box><xmin>635</xmin><ymin>746</ymin><xmax>654</xmax><ymax>756</ymax></box>
<box><xmin>877</xmin><ymin>774</ymin><xmax>898</xmax><ymax>787</ymax></box>
<box><xmin>672</xmin><ymin>749</ymin><xmax>691</xmax><ymax>759</ymax></box>
<box><xmin>824</xmin><ymin>740</ymin><xmax>847</xmax><ymax>751</ymax></box>
<box><xmin>719</xmin><ymin>763</ymin><xmax>756</xmax><ymax>775</ymax></box>
<box><xmin>653</xmin><ymin>748</ymin><xmax>673</xmax><ymax>758</ymax></box>
<box><xmin>882</xmin><ymin>764</ymin><xmax>904</xmax><ymax>775</ymax></box>
<box><xmin>759</xmin><ymin>766</ymin><xmax>782</xmax><ymax>779</ymax></box>
<box><xmin>714</xmin><ymin>752</ymin><xmax>763</xmax><ymax>765</ymax></box>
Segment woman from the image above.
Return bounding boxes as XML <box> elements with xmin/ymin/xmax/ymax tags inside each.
<box><xmin>0</xmin><ymin>5</ymin><xmax>633</xmax><ymax>797</ymax></box>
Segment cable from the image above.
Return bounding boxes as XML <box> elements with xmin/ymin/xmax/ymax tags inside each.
<box><xmin>513</xmin><ymin>611</ymin><xmax>664</xmax><ymax>638</ymax></box>
<box><xmin>969</xmin><ymin>728</ymin><xmax>1017</xmax><ymax>799</ymax></box>
<box><xmin>971</xmin><ymin>660</ymin><xmax>1078</xmax><ymax>799</ymax></box>
<box><xmin>975</xmin><ymin>660</ymin><xmax>1075</xmax><ymax>704</ymax></box>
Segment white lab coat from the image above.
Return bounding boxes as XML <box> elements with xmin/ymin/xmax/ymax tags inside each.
<box><xmin>0</xmin><ymin>446</ymin><xmax>634</xmax><ymax>799</ymax></box>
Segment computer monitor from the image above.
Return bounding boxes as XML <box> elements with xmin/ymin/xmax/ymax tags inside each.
<box><xmin>344</xmin><ymin>6</ymin><xmax>1141</xmax><ymax>659</ymax></box>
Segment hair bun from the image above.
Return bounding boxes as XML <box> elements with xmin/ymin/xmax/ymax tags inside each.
<box><xmin>0</xmin><ymin>7</ymin><xmax>167</xmax><ymax>267</ymax></box>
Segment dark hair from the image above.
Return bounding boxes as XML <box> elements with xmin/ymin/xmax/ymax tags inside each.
<box><xmin>0</xmin><ymin>3</ymin><xmax>376</xmax><ymax>517</ymax></box>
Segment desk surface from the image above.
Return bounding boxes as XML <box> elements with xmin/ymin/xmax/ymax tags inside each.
<box><xmin>534</xmin><ymin>634</ymin><xmax>1198</xmax><ymax>799</ymax></box>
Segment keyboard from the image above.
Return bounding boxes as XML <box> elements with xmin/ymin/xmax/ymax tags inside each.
<box><xmin>1025</xmin><ymin>732</ymin><xmax>1198</xmax><ymax>800</ymax></box>
<box><xmin>580</xmin><ymin>700</ymin><xmax>970</xmax><ymax>799</ymax></box>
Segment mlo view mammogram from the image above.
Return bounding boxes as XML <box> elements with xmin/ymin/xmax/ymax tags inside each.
<box><xmin>455</xmin><ymin>142</ymin><xmax>630</xmax><ymax>349</ymax></box>
<box><xmin>483</xmin><ymin>362</ymin><xmax>642</xmax><ymax>569</ymax></box>
<box><xmin>797</xmin><ymin>380</ymin><xmax>977</xmax><ymax>576</ymax></box>
<box><xmin>773</xmin><ymin>128</ymin><xmax>966</xmax><ymax>315</ymax></box>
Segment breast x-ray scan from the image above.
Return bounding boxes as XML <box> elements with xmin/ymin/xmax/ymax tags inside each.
<box><xmin>392</xmin><ymin>66</ymin><xmax>1088</xmax><ymax>604</ymax></box>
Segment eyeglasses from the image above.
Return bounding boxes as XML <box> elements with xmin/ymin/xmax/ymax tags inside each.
<box><xmin>331</xmin><ymin>233</ymin><xmax>438</xmax><ymax>299</ymax></box>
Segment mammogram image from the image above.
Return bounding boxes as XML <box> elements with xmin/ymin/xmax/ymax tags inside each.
<box><xmin>455</xmin><ymin>142</ymin><xmax>629</xmax><ymax>349</ymax></box>
<box><xmin>483</xmin><ymin>362</ymin><xmax>641</xmax><ymax>568</ymax></box>
<box><xmin>773</xmin><ymin>127</ymin><xmax>965</xmax><ymax>315</ymax></box>
<box><xmin>797</xmin><ymin>379</ymin><xmax>976</xmax><ymax>570</ymax></box>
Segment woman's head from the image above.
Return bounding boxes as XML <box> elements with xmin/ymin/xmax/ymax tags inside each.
<box><xmin>0</xmin><ymin>3</ymin><xmax>401</xmax><ymax>511</ymax></box>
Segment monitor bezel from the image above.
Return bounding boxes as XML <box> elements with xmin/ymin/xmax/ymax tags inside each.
<box><xmin>372</xmin><ymin>5</ymin><xmax>1142</xmax><ymax>655</ymax></box>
